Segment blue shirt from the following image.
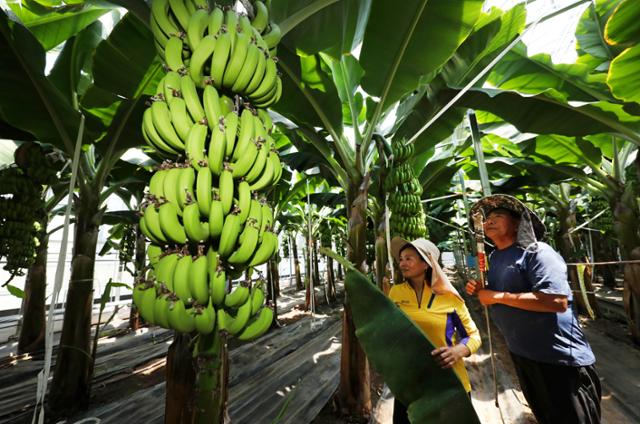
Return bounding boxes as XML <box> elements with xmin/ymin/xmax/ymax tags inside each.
<box><xmin>487</xmin><ymin>242</ymin><xmax>595</xmax><ymax>366</ymax></box>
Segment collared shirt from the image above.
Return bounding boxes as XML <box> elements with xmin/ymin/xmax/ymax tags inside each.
<box><xmin>389</xmin><ymin>282</ymin><xmax>481</xmax><ymax>393</ymax></box>
<box><xmin>487</xmin><ymin>242</ymin><xmax>595</xmax><ymax>366</ymax></box>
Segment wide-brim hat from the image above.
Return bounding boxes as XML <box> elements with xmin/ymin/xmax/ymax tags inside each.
<box><xmin>470</xmin><ymin>194</ymin><xmax>546</xmax><ymax>242</ymax></box>
<box><xmin>390</xmin><ymin>236</ymin><xmax>462</xmax><ymax>300</ymax></box>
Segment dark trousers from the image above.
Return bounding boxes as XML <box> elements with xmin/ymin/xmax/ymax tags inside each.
<box><xmin>510</xmin><ymin>352</ymin><xmax>601</xmax><ymax>424</ymax></box>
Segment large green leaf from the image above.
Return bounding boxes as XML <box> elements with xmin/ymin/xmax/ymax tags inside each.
<box><xmin>575</xmin><ymin>0</ymin><xmax>620</xmax><ymax>64</ymax></box>
<box><xmin>8</xmin><ymin>1</ymin><xmax>113</xmax><ymax>50</ymax></box>
<box><xmin>344</xmin><ymin>270</ymin><xmax>480</xmax><ymax>424</ymax></box>
<box><xmin>440</xmin><ymin>88</ymin><xmax>640</xmax><ymax>144</ymax></box>
<box><xmin>48</xmin><ymin>21</ymin><xmax>103</xmax><ymax>105</ymax></box>
<box><xmin>274</xmin><ymin>45</ymin><xmax>343</xmax><ymax>136</ymax></box>
<box><xmin>92</xmin><ymin>12</ymin><xmax>159</xmax><ymax>98</ymax></box>
<box><xmin>607</xmin><ymin>44</ymin><xmax>640</xmax><ymax>103</ymax></box>
<box><xmin>604</xmin><ymin>0</ymin><xmax>640</xmax><ymax>45</ymax></box>
<box><xmin>440</xmin><ymin>4</ymin><xmax>526</xmax><ymax>88</ymax></box>
<box><xmin>0</xmin><ymin>10</ymin><xmax>81</xmax><ymax>152</ymax></box>
<box><xmin>93</xmin><ymin>96</ymin><xmax>147</xmax><ymax>159</ymax></box>
<box><xmin>272</xmin><ymin>0</ymin><xmax>370</xmax><ymax>57</ymax></box>
<box><xmin>359</xmin><ymin>0</ymin><xmax>483</xmax><ymax>109</ymax></box>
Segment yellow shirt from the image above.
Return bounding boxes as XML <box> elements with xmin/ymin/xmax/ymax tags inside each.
<box><xmin>388</xmin><ymin>282</ymin><xmax>481</xmax><ymax>393</ymax></box>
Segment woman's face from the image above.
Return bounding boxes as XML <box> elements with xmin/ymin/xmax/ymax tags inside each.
<box><xmin>398</xmin><ymin>246</ymin><xmax>429</xmax><ymax>281</ymax></box>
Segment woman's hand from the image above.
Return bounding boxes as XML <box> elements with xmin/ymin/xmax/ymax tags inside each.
<box><xmin>431</xmin><ymin>344</ymin><xmax>471</xmax><ymax>369</ymax></box>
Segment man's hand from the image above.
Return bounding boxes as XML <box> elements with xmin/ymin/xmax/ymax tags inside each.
<box><xmin>465</xmin><ymin>280</ymin><xmax>480</xmax><ymax>296</ymax></box>
<box><xmin>431</xmin><ymin>345</ymin><xmax>471</xmax><ymax>369</ymax></box>
<box><xmin>477</xmin><ymin>289</ymin><xmax>502</xmax><ymax>306</ymax></box>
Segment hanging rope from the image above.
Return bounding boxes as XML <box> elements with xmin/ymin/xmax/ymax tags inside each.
<box><xmin>32</xmin><ymin>115</ymin><xmax>85</xmax><ymax>424</ymax></box>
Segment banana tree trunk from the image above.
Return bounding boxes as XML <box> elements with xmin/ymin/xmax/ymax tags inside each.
<box><xmin>338</xmin><ymin>177</ymin><xmax>372</xmax><ymax>417</ymax></box>
<box><xmin>129</xmin><ymin>224</ymin><xmax>146</xmax><ymax>330</ymax></box>
<box><xmin>591</xmin><ymin>230</ymin><xmax>618</xmax><ymax>288</ymax></box>
<box><xmin>165</xmin><ymin>332</ymin><xmax>229</xmax><ymax>424</ymax></box>
<box><xmin>49</xmin><ymin>186</ymin><xmax>101</xmax><ymax>415</ymax></box>
<box><xmin>374</xmin><ymin>217</ymin><xmax>387</xmax><ymax>291</ymax></box>
<box><xmin>17</xmin><ymin>214</ymin><xmax>48</xmax><ymax>355</ymax></box>
<box><xmin>313</xmin><ymin>238</ymin><xmax>321</xmax><ymax>288</ymax></box>
<box><xmin>291</xmin><ymin>232</ymin><xmax>303</xmax><ymax>291</ymax></box>
<box><xmin>327</xmin><ymin>254</ymin><xmax>336</xmax><ymax>301</ymax></box>
<box><xmin>555</xmin><ymin>206</ymin><xmax>599</xmax><ymax>317</ymax></box>
<box><xmin>613</xmin><ymin>185</ymin><xmax>640</xmax><ymax>344</ymax></box>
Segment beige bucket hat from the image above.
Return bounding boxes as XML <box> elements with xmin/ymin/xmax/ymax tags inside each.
<box><xmin>390</xmin><ymin>237</ymin><xmax>462</xmax><ymax>300</ymax></box>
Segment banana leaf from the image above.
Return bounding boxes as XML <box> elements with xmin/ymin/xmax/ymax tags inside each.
<box><xmin>344</xmin><ymin>270</ymin><xmax>480</xmax><ymax>424</ymax></box>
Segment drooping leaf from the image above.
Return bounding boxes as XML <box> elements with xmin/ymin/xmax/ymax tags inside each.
<box><xmin>575</xmin><ymin>0</ymin><xmax>621</xmax><ymax>64</ymax></box>
<box><xmin>604</xmin><ymin>0</ymin><xmax>640</xmax><ymax>45</ymax></box>
<box><xmin>0</xmin><ymin>10</ymin><xmax>81</xmax><ymax>152</ymax></box>
<box><xmin>8</xmin><ymin>1</ymin><xmax>113</xmax><ymax>50</ymax></box>
<box><xmin>48</xmin><ymin>21</ymin><xmax>103</xmax><ymax>105</ymax></box>
<box><xmin>359</xmin><ymin>0</ymin><xmax>483</xmax><ymax>109</ymax></box>
<box><xmin>272</xmin><ymin>0</ymin><xmax>371</xmax><ymax>57</ymax></box>
<box><xmin>607</xmin><ymin>43</ymin><xmax>640</xmax><ymax>103</ymax></box>
<box><xmin>344</xmin><ymin>270</ymin><xmax>480</xmax><ymax>424</ymax></box>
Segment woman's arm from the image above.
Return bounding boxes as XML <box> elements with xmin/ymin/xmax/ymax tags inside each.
<box><xmin>431</xmin><ymin>302</ymin><xmax>481</xmax><ymax>369</ymax></box>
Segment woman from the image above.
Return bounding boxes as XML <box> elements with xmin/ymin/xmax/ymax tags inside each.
<box><xmin>389</xmin><ymin>237</ymin><xmax>481</xmax><ymax>424</ymax></box>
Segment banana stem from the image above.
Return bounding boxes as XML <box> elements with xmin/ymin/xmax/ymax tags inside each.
<box><xmin>193</xmin><ymin>331</ymin><xmax>229</xmax><ymax>424</ymax></box>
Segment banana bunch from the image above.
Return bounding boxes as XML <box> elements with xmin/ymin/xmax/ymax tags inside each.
<box><xmin>133</xmin><ymin>257</ymin><xmax>273</xmax><ymax>341</ymax></box>
<box><xmin>135</xmin><ymin>0</ymin><xmax>285</xmax><ymax>340</ymax></box>
<box><xmin>150</xmin><ymin>0</ymin><xmax>282</xmax><ymax>107</ymax></box>
<box><xmin>386</xmin><ymin>141</ymin><xmax>428</xmax><ymax>240</ymax></box>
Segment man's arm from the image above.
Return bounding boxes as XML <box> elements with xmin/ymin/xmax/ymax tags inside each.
<box><xmin>477</xmin><ymin>289</ymin><xmax>568</xmax><ymax>313</ymax></box>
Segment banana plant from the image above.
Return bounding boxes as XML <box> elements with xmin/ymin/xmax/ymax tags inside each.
<box><xmin>0</xmin><ymin>4</ymin><xmax>161</xmax><ymax>416</ymax></box>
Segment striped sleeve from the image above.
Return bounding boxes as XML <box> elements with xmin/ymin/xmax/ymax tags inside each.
<box><xmin>456</xmin><ymin>302</ymin><xmax>482</xmax><ymax>354</ymax></box>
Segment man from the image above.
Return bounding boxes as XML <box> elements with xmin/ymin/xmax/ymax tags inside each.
<box><xmin>465</xmin><ymin>194</ymin><xmax>601</xmax><ymax>424</ymax></box>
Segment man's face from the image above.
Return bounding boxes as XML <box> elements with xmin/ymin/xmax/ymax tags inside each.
<box><xmin>484</xmin><ymin>209</ymin><xmax>520</xmax><ymax>242</ymax></box>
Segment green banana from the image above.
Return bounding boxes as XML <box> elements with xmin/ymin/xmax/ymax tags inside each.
<box><xmin>248</xmin><ymin>230</ymin><xmax>278</xmax><ymax>266</ymax></box>
<box><xmin>151</xmin><ymin>0</ymin><xmax>180</xmax><ymax>39</ymax></box>
<box><xmin>186</xmin><ymin>8</ymin><xmax>209</xmax><ymax>50</ymax></box>
<box><xmin>155</xmin><ymin>251</ymin><xmax>180</xmax><ymax>291</ymax></box>
<box><xmin>196</xmin><ymin>165</ymin><xmax>212</xmax><ymax>216</ymax></box>
<box><xmin>259</xmin><ymin>201</ymin><xmax>274</xmax><ymax>234</ymax></box>
<box><xmin>136</xmin><ymin>284</ymin><xmax>157</xmax><ymax>325</ymax></box>
<box><xmin>207</xmin><ymin>6</ymin><xmax>225</xmax><ymax>36</ymax></box>
<box><xmin>149</xmin><ymin>167</ymin><xmax>168</xmax><ymax>199</ymax></box>
<box><xmin>189</xmin><ymin>252</ymin><xmax>210</xmax><ymax>304</ymax></box>
<box><xmin>163</xmin><ymin>71</ymin><xmax>183</xmax><ymax>103</ymax></box>
<box><xmin>227</xmin><ymin>223</ymin><xmax>259</xmax><ymax>265</ymax></box>
<box><xmin>164</xmin><ymin>35</ymin><xmax>186</xmax><ymax>73</ymax></box>
<box><xmin>184</xmin><ymin>202</ymin><xmax>209</xmax><ymax>242</ymax></box>
<box><xmin>143</xmin><ymin>107</ymin><xmax>180</xmax><ymax>155</ymax></box>
<box><xmin>147</xmin><ymin>243</ymin><xmax>163</xmax><ymax>266</ymax></box>
<box><xmin>257</xmin><ymin>109</ymin><xmax>273</xmax><ymax>133</ymax></box>
<box><xmin>218</xmin><ymin>210</ymin><xmax>241</xmax><ymax>258</ymax></box>
<box><xmin>208</xmin><ymin>198</ymin><xmax>224</xmax><ymax>238</ymax></box>
<box><xmin>244</xmin><ymin>139</ymin><xmax>268</xmax><ymax>183</ymax></box>
<box><xmin>194</xmin><ymin>302</ymin><xmax>216</xmax><ymax>334</ymax></box>
<box><xmin>218</xmin><ymin>165</ymin><xmax>234</xmax><ymax>215</ymax></box>
<box><xmin>168</xmin><ymin>96</ymin><xmax>194</xmax><ymax>143</ymax></box>
<box><xmin>244</xmin><ymin>49</ymin><xmax>268</xmax><ymax>94</ymax></box>
<box><xmin>209</xmin><ymin>263</ymin><xmax>226</xmax><ymax>306</ymax></box>
<box><xmin>248</xmin><ymin>57</ymin><xmax>277</xmax><ymax>101</ymax></box>
<box><xmin>236</xmin><ymin>180</ymin><xmax>251</xmax><ymax>224</ymax></box>
<box><xmin>222</xmin><ymin>31</ymin><xmax>251</xmax><ymax>89</ymax></box>
<box><xmin>162</xmin><ymin>167</ymin><xmax>183</xmax><ymax>211</ymax></box>
<box><xmin>158</xmin><ymin>201</ymin><xmax>188</xmax><ymax>244</ymax></box>
<box><xmin>203</xmin><ymin>84</ymin><xmax>222</xmax><ymax>131</ymax></box>
<box><xmin>210</xmin><ymin>30</ymin><xmax>232</xmax><ymax>87</ymax></box>
<box><xmin>250</xmin><ymin>282</ymin><xmax>266</xmax><ymax>315</ymax></box>
<box><xmin>231</xmin><ymin>41</ymin><xmax>261</xmax><ymax>93</ymax></box>
<box><xmin>262</xmin><ymin>22</ymin><xmax>282</xmax><ymax>49</ymax></box>
<box><xmin>168</xmin><ymin>299</ymin><xmax>196</xmax><ymax>333</ymax></box>
<box><xmin>207</xmin><ymin>119</ymin><xmax>226</xmax><ymax>175</ymax></box>
<box><xmin>248</xmin><ymin>150</ymin><xmax>276</xmax><ymax>191</ymax></box>
<box><xmin>251</xmin><ymin>0</ymin><xmax>269</xmax><ymax>33</ymax></box>
<box><xmin>246</xmin><ymin>199</ymin><xmax>263</xmax><ymax>231</ymax></box>
<box><xmin>174</xmin><ymin>253</ymin><xmax>194</xmax><ymax>301</ymax></box>
<box><xmin>223</xmin><ymin>110</ymin><xmax>239</xmax><ymax>158</ymax></box>
<box><xmin>185</xmin><ymin>121</ymin><xmax>207</xmax><ymax>170</ymax></box>
<box><xmin>176</xmin><ymin>166</ymin><xmax>195</xmax><ymax>209</ymax></box>
<box><xmin>254</xmin><ymin>77</ymin><xmax>282</xmax><ymax>108</ymax></box>
<box><xmin>150</xmin><ymin>100</ymin><xmax>185</xmax><ymax>151</ymax></box>
<box><xmin>154</xmin><ymin>293</ymin><xmax>171</xmax><ymax>329</ymax></box>
<box><xmin>237</xmin><ymin>306</ymin><xmax>273</xmax><ymax>341</ymax></box>
<box><xmin>168</xmin><ymin>0</ymin><xmax>191</xmax><ymax>30</ymax></box>
<box><xmin>142</xmin><ymin>203</ymin><xmax>169</xmax><ymax>244</ymax></box>
<box><xmin>189</xmin><ymin>34</ymin><xmax>217</xmax><ymax>88</ymax></box>
<box><xmin>150</xmin><ymin>15</ymin><xmax>170</xmax><ymax>49</ymax></box>
<box><xmin>224</xmin><ymin>9</ymin><xmax>239</xmax><ymax>51</ymax></box>
<box><xmin>231</xmin><ymin>108</ymin><xmax>255</xmax><ymax>161</ymax></box>
<box><xmin>231</xmin><ymin>139</ymin><xmax>259</xmax><ymax>179</ymax></box>
<box><xmin>224</xmin><ymin>284</ymin><xmax>250</xmax><ymax>308</ymax></box>
<box><xmin>181</xmin><ymin>74</ymin><xmax>206</xmax><ymax>121</ymax></box>
<box><xmin>223</xmin><ymin>298</ymin><xmax>252</xmax><ymax>335</ymax></box>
